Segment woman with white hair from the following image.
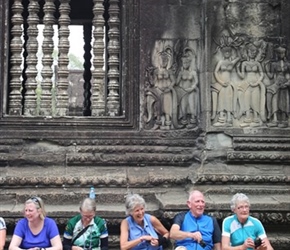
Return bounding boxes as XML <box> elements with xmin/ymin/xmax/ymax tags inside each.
<box><xmin>222</xmin><ymin>193</ymin><xmax>273</xmax><ymax>250</ymax></box>
<box><xmin>120</xmin><ymin>193</ymin><xmax>170</xmax><ymax>250</ymax></box>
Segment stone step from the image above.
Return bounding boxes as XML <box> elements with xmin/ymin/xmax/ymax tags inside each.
<box><xmin>1</xmin><ymin>185</ymin><xmax>289</xmax><ymax>250</ymax></box>
<box><xmin>3</xmin><ymin>233</ymin><xmax>290</xmax><ymax>250</ymax></box>
<box><xmin>1</xmin><ymin>185</ymin><xmax>289</xmax><ymax>211</ymax></box>
<box><xmin>1</xmin><ymin>186</ymin><xmax>289</xmax><ymax>216</ymax></box>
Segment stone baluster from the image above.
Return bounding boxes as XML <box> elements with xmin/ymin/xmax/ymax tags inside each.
<box><xmin>91</xmin><ymin>0</ymin><xmax>106</xmax><ymax>116</ymax></box>
<box><xmin>56</xmin><ymin>0</ymin><xmax>70</xmax><ymax>116</ymax></box>
<box><xmin>8</xmin><ymin>0</ymin><xmax>24</xmax><ymax>115</ymax></box>
<box><xmin>107</xmin><ymin>0</ymin><xmax>120</xmax><ymax>116</ymax></box>
<box><xmin>83</xmin><ymin>24</ymin><xmax>92</xmax><ymax>116</ymax></box>
<box><xmin>24</xmin><ymin>0</ymin><xmax>39</xmax><ymax>116</ymax></box>
<box><xmin>40</xmin><ymin>0</ymin><xmax>55</xmax><ymax>116</ymax></box>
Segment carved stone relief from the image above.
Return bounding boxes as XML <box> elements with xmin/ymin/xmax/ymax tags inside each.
<box><xmin>144</xmin><ymin>39</ymin><xmax>200</xmax><ymax>130</ymax></box>
<box><xmin>265</xmin><ymin>44</ymin><xmax>290</xmax><ymax>127</ymax></box>
<box><xmin>211</xmin><ymin>36</ymin><xmax>290</xmax><ymax>128</ymax></box>
<box><xmin>211</xmin><ymin>0</ymin><xmax>290</xmax><ymax>129</ymax></box>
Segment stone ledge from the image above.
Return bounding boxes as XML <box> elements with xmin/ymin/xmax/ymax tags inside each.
<box><xmin>0</xmin><ymin>186</ymin><xmax>289</xmax><ymax>250</ymax></box>
<box><xmin>3</xmin><ymin>232</ymin><xmax>290</xmax><ymax>250</ymax></box>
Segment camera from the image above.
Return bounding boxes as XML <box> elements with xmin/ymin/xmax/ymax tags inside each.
<box><xmin>254</xmin><ymin>238</ymin><xmax>262</xmax><ymax>248</ymax></box>
<box><xmin>199</xmin><ymin>240</ymin><xmax>206</xmax><ymax>248</ymax></box>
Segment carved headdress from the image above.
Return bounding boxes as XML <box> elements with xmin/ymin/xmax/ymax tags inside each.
<box><xmin>213</xmin><ymin>35</ymin><xmax>242</xmax><ymax>54</ymax></box>
<box><xmin>152</xmin><ymin>40</ymin><xmax>174</xmax><ymax>69</ymax></box>
<box><xmin>274</xmin><ymin>45</ymin><xmax>286</xmax><ymax>54</ymax></box>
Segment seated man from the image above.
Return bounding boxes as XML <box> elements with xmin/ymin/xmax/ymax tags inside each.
<box><xmin>170</xmin><ymin>190</ymin><xmax>221</xmax><ymax>250</ymax></box>
<box><xmin>222</xmin><ymin>193</ymin><xmax>274</xmax><ymax>250</ymax></box>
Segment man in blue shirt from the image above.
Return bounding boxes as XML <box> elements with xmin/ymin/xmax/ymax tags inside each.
<box><xmin>170</xmin><ymin>190</ymin><xmax>221</xmax><ymax>250</ymax></box>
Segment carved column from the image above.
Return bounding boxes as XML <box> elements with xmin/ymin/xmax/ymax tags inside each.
<box><xmin>40</xmin><ymin>0</ymin><xmax>55</xmax><ymax>116</ymax></box>
<box><xmin>83</xmin><ymin>24</ymin><xmax>92</xmax><ymax>116</ymax></box>
<box><xmin>8</xmin><ymin>0</ymin><xmax>24</xmax><ymax>115</ymax></box>
<box><xmin>107</xmin><ymin>0</ymin><xmax>120</xmax><ymax>116</ymax></box>
<box><xmin>56</xmin><ymin>0</ymin><xmax>70</xmax><ymax>116</ymax></box>
<box><xmin>24</xmin><ymin>0</ymin><xmax>39</xmax><ymax>116</ymax></box>
<box><xmin>91</xmin><ymin>0</ymin><xmax>106</xmax><ymax>116</ymax></box>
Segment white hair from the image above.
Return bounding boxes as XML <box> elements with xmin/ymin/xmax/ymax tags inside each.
<box><xmin>230</xmin><ymin>193</ymin><xmax>250</xmax><ymax>211</ymax></box>
<box><xmin>125</xmin><ymin>193</ymin><xmax>146</xmax><ymax>215</ymax></box>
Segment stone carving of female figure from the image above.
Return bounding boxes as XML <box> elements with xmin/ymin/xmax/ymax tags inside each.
<box><xmin>211</xmin><ymin>39</ymin><xmax>240</xmax><ymax>127</ymax></box>
<box><xmin>175</xmin><ymin>47</ymin><xmax>199</xmax><ymax>128</ymax></box>
<box><xmin>237</xmin><ymin>42</ymin><xmax>266</xmax><ymax>127</ymax></box>
<box><xmin>145</xmin><ymin>41</ymin><xmax>178</xmax><ymax>130</ymax></box>
<box><xmin>265</xmin><ymin>45</ymin><xmax>290</xmax><ymax>128</ymax></box>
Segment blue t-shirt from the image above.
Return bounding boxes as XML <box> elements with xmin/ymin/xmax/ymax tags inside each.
<box><xmin>222</xmin><ymin>214</ymin><xmax>266</xmax><ymax>249</ymax></box>
<box><xmin>126</xmin><ymin>213</ymin><xmax>161</xmax><ymax>250</ymax></box>
<box><xmin>173</xmin><ymin>211</ymin><xmax>221</xmax><ymax>250</ymax></box>
<box><xmin>14</xmin><ymin>217</ymin><xmax>60</xmax><ymax>249</ymax></box>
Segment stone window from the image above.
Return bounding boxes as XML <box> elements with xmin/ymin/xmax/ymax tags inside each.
<box><xmin>1</xmin><ymin>0</ymin><xmax>135</xmax><ymax>123</ymax></box>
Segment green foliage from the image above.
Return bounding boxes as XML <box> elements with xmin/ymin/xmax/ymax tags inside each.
<box><xmin>68</xmin><ymin>53</ymin><xmax>84</xmax><ymax>70</ymax></box>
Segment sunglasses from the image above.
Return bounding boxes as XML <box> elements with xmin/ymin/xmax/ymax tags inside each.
<box><xmin>31</xmin><ymin>197</ymin><xmax>42</xmax><ymax>208</ymax></box>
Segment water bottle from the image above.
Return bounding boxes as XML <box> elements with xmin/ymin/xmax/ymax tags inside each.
<box><xmin>89</xmin><ymin>186</ymin><xmax>95</xmax><ymax>199</ymax></box>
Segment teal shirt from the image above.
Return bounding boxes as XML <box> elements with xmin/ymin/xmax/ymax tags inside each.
<box><xmin>222</xmin><ymin>214</ymin><xmax>266</xmax><ymax>249</ymax></box>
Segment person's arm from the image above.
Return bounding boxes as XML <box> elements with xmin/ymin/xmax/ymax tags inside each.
<box><xmin>45</xmin><ymin>218</ymin><xmax>62</xmax><ymax>250</ymax></box>
<box><xmin>150</xmin><ymin>215</ymin><xmax>170</xmax><ymax>247</ymax></box>
<box><xmin>170</xmin><ymin>224</ymin><xmax>202</xmax><ymax>242</ymax></box>
<box><xmin>63</xmin><ymin>219</ymin><xmax>79</xmax><ymax>250</ymax></box>
<box><xmin>49</xmin><ymin>235</ymin><xmax>62</xmax><ymax>250</ymax></box>
<box><xmin>212</xmin><ymin>217</ymin><xmax>221</xmax><ymax>250</ymax></box>
<box><xmin>99</xmin><ymin>218</ymin><xmax>108</xmax><ymax>250</ymax></box>
<box><xmin>214</xmin><ymin>61</ymin><xmax>225</xmax><ymax>85</ymax></box>
<box><xmin>255</xmin><ymin>219</ymin><xmax>273</xmax><ymax>250</ymax></box>
<box><xmin>258</xmin><ymin>237</ymin><xmax>273</xmax><ymax>250</ymax></box>
<box><xmin>222</xmin><ymin>235</ymin><xmax>254</xmax><ymax>250</ymax></box>
<box><xmin>62</xmin><ymin>237</ymin><xmax>73</xmax><ymax>250</ymax></box>
<box><xmin>150</xmin><ymin>216</ymin><xmax>169</xmax><ymax>238</ymax></box>
<box><xmin>214</xmin><ymin>242</ymin><xmax>221</xmax><ymax>250</ymax></box>
<box><xmin>119</xmin><ymin>219</ymin><xmax>153</xmax><ymax>250</ymax></box>
<box><xmin>100</xmin><ymin>237</ymin><xmax>108</xmax><ymax>250</ymax></box>
<box><xmin>8</xmin><ymin>235</ymin><xmax>23</xmax><ymax>250</ymax></box>
<box><xmin>0</xmin><ymin>228</ymin><xmax>6</xmax><ymax>250</ymax></box>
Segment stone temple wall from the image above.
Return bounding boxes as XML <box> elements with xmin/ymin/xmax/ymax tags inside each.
<box><xmin>0</xmin><ymin>0</ymin><xmax>289</xmax><ymax>249</ymax></box>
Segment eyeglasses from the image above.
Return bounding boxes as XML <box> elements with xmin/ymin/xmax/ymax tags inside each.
<box><xmin>81</xmin><ymin>212</ymin><xmax>95</xmax><ymax>219</ymax></box>
<box><xmin>31</xmin><ymin>197</ymin><xmax>41</xmax><ymax>208</ymax></box>
<box><xmin>237</xmin><ymin>205</ymin><xmax>250</xmax><ymax>210</ymax></box>
<box><xmin>81</xmin><ymin>214</ymin><xmax>95</xmax><ymax>219</ymax></box>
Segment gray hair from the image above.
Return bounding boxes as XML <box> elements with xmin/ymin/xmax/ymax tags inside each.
<box><xmin>25</xmin><ymin>197</ymin><xmax>46</xmax><ymax>220</ymax></box>
<box><xmin>230</xmin><ymin>193</ymin><xmax>250</xmax><ymax>211</ymax></box>
<box><xmin>80</xmin><ymin>197</ymin><xmax>96</xmax><ymax>212</ymax></box>
<box><xmin>125</xmin><ymin>193</ymin><xmax>146</xmax><ymax>215</ymax></box>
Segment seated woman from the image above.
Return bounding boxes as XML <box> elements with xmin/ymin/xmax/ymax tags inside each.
<box><xmin>9</xmin><ymin>197</ymin><xmax>62</xmax><ymax>250</ymax></box>
<box><xmin>222</xmin><ymin>193</ymin><xmax>274</xmax><ymax>250</ymax></box>
<box><xmin>63</xmin><ymin>198</ymin><xmax>108</xmax><ymax>250</ymax></box>
<box><xmin>120</xmin><ymin>193</ymin><xmax>170</xmax><ymax>250</ymax></box>
<box><xmin>0</xmin><ymin>217</ymin><xmax>6</xmax><ymax>250</ymax></box>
